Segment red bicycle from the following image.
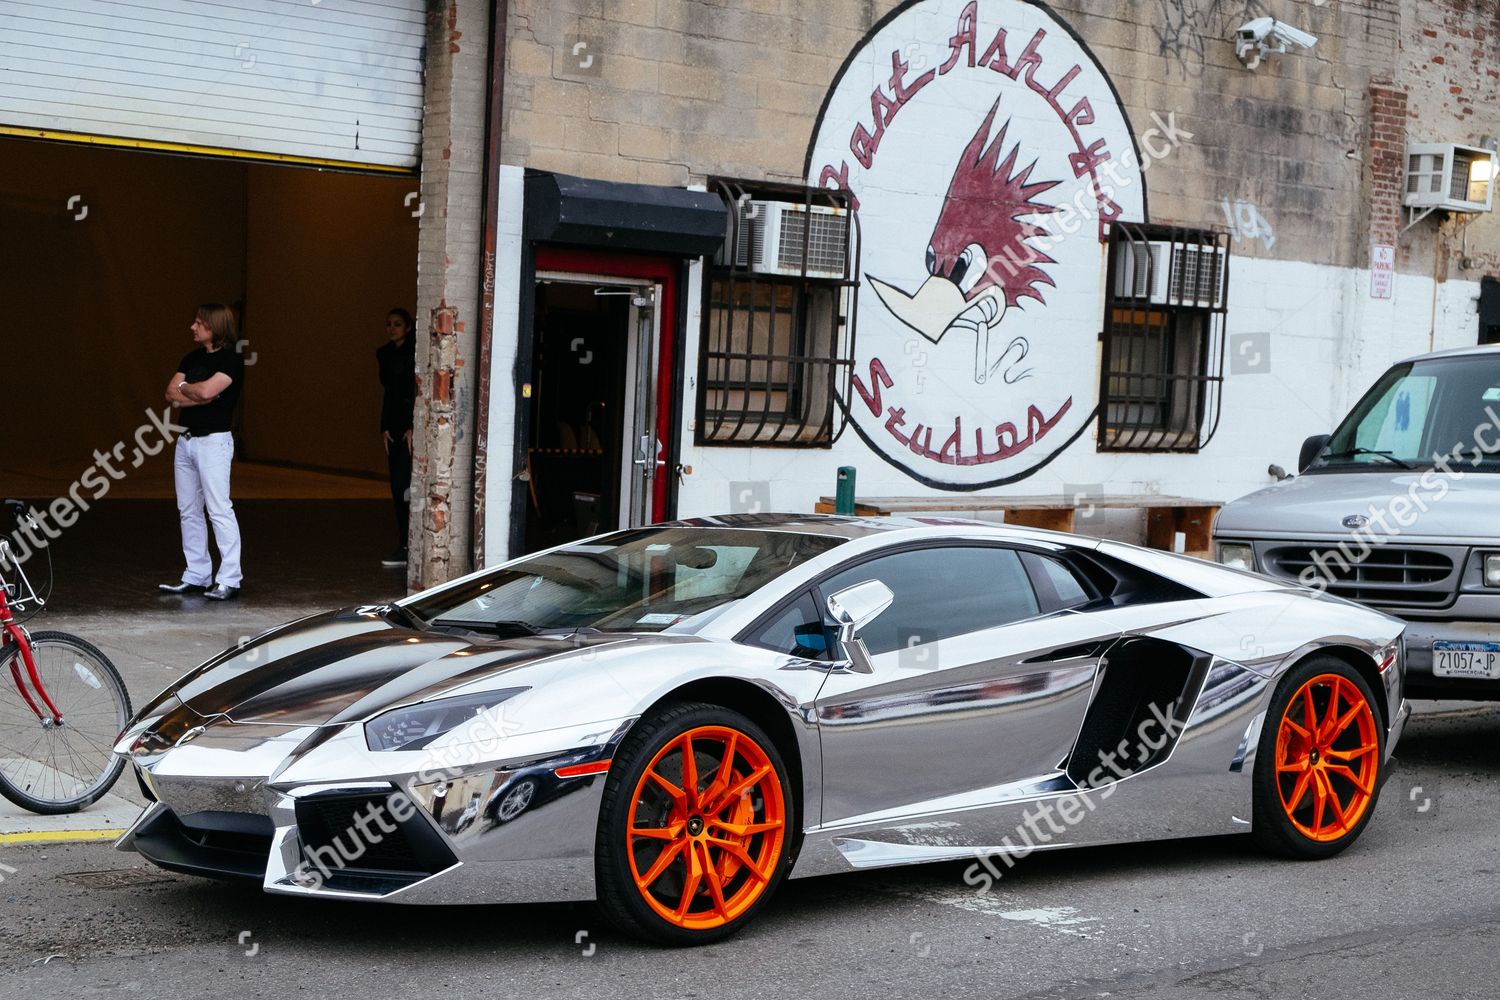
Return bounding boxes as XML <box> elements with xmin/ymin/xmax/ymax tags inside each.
<box><xmin>0</xmin><ymin>499</ymin><xmax>130</xmax><ymax>814</ymax></box>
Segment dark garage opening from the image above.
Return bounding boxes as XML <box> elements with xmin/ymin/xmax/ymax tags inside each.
<box><xmin>0</xmin><ymin>138</ymin><xmax>420</xmax><ymax>608</ymax></box>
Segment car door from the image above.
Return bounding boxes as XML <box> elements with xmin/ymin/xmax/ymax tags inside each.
<box><xmin>812</xmin><ymin>544</ymin><xmax>1118</xmax><ymax>827</ymax></box>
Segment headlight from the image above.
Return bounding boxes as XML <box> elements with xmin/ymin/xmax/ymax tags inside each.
<box><xmin>1485</xmin><ymin>554</ymin><xmax>1500</xmax><ymax>588</ymax></box>
<box><xmin>364</xmin><ymin>688</ymin><xmax>527</xmax><ymax>751</ymax></box>
<box><xmin>1217</xmin><ymin>543</ymin><xmax>1255</xmax><ymax>572</ymax></box>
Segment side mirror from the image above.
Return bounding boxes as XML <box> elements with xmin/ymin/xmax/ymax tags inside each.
<box><xmin>826</xmin><ymin>580</ymin><xmax>894</xmax><ymax>674</ymax></box>
<box><xmin>1298</xmin><ymin>433</ymin><xmax>1330</xmax><ymax>473</ymax></box>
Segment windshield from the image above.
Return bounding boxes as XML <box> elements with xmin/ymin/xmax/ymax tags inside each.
<box><xmin>1314</xmin><ymin>355</ymin><xmax>1500</xmax><ymax>472</ymax></box>
<box><xmin>405</xmin><ymin>527</ymin><xmax>844</xmax><ymax>634</ymax></box>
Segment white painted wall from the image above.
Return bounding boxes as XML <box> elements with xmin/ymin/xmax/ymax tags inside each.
<box><xmin>479</xmin><ymin>171</ymin><xmax>1483</xmax><ymax>563</ymax></box>
<box><xmin>673</xmin><ymin>256</ymin><xmax>1482</xmax><ymax>519</ymax></box>
<box><xmin>480</xmin><ymin>165</ymin><xmax>526</xmax><ymax>567</ymax></box>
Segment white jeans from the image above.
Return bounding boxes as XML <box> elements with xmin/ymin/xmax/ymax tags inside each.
<box><xmin>173</xmin><ymin>433</ymin><xmax>242</xmax><ymax>587</ymax></box>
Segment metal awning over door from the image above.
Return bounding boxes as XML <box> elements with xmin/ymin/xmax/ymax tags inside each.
<box><xmin>0</xmin><ymin>0</ymin><xmax>425</xmax><ymax>172</ymax></box>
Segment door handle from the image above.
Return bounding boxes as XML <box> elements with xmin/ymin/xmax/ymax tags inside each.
<box><xmin>1020</xmin><ymin>638</ymin><xmax>1115</xmax><ymax>664</ymax></box>
<box><xmin>633</xmin><ymin>435</ymin><xmax>666</xmax><ymax>474</ymax></box>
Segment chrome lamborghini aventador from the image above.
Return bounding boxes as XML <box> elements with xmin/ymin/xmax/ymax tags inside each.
<box><xmin>115</xmin><ymin>515</ymin><xmax>1409</xmax><ymax>944</ymax></box>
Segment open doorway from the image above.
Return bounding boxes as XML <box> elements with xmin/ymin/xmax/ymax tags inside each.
<box><xmin>522</xmin><ymin>278</ymin><xmax>661</xmax><ymax>553</ymax></box>
<box><xmin>0</xmin><ymin>136</ymin><xmax>419</xmax><ymax>603</ymax></box>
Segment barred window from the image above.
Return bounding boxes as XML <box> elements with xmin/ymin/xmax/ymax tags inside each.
<box><xmin>697</xmin><ymin>180</ymin><xmax>859</xmax><ymax>447</ymax></box>
<box><xmin>1099</xmin><ymin>224</ymin><xmax>1230</xmax><ymax>452</ymax></box>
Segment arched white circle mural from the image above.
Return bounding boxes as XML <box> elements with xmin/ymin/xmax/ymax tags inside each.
<box><xmin>807</xmin><ymin>0</ymin><xmax>1148</xmax><ymax>489</ymax></box>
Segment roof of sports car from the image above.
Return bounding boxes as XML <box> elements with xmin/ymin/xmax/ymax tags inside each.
<box><xmin>663</xmin><ymin>512</ymin><xmax>1027</xmax><ymax>541</ymax></box>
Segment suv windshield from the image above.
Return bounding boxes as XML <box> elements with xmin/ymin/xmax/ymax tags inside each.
<box><xmin>1314</xmin><ymin>354</ymin><xmax>1500</xmax><ymax>472</ymax></box>
<box><xmin>404</xmin><ymin>527</ymin><xmax>844</xmax><ymax>634</ymax></box>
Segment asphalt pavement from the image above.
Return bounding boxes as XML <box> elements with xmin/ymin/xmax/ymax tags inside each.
<box><xmin>0</xmin><ymin>535</ymin><xmax>1496</xmax><ymax>997</ymax></box>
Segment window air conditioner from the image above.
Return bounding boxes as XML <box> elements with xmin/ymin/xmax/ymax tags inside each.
<box><xmin>1113</xmin><ymin>240</ymin><xmax>1228</xmax><ymax>309</ymax></box>
<box><xmin>1405</xmin><ymin>143</ymin><xmax>1496</xmax><ymax>214</ymax></box>
<box><xmin>723</xmin><ymin>200</ymin><xmax>851</xmax><ymax>279</ymax></box>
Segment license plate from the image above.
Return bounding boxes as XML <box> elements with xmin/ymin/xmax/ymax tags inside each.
<box><xmin>1432</xmin><ymin>641</ymin><xmax>1500</xmax><ymax>679</ymax></box>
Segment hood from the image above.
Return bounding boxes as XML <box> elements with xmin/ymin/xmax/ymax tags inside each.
<box><xmin>1215</xmin><ymin>470</ymin><xmax>1499</xmax><ymax>541</ymax></box>
<box><xmin>169</xmin><ymin>608</ymin><xmax>661</xmax><ymax>727</ymax></box>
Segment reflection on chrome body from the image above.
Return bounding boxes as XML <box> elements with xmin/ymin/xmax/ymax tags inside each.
<box><xmin>114</xmin><ymin>515</ymin><xmax>1409</xmax><ymax>906</ymax></box>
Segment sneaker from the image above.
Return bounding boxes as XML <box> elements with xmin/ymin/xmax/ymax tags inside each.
<box><xmin>381</xmin><ymin>547</ymin><xmax>408</xmax><ymax>568</ymax></box>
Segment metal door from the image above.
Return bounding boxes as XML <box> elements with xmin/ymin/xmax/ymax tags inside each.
<box><xmin>623</xmin><ymin>285</ymin><xmax>663</xmax><ymax>527</ymax></box>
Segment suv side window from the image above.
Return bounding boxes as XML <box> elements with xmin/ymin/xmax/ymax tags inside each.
<box><xmin>818</xmin><ymin>546</ymin><xmax>1040</xmax><ymax>656</ymax></box>
<box><xmin>745</xmin><ymin>590</ymin><xmax>833</xmax><ymax>661</ymax></box>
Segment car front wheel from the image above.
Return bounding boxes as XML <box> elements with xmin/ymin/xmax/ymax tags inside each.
<box><xmin>595</xmin><ymin>702</ymin><xmax>793</xmax><ymax>945</ymax></box>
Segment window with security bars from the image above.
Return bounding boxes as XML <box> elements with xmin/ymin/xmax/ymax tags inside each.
<box><xmin>1099</xmin><ymin>224</ymin><xmax>1230</xmax><ymax>452</ymax></box>
<box><xmin>698</xmin><ymin>180</ymin><xmax>859</xmax><ymax>446</ymax></box>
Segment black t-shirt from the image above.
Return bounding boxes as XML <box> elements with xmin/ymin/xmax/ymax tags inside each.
<box><xmin>177</xmin><ymin>345</ymin><xmax>244</xmax><ymax>434</ymax></box>
<box><xmin>376</xmin><ymin>337</ymin><xmax>416</xmax><ymax>434</ymax></box>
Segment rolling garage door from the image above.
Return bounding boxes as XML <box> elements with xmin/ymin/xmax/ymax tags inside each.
<box><xmin>0</xmin><ymin>0</ymin><xmax>425</xmax><ymax>172</ymax></box>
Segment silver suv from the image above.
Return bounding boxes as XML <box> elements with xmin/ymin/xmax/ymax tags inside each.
<box><xmin>1214</xmin><ymin>345</ymin><xmax>1500</xmax><ymax>699</ymax></box>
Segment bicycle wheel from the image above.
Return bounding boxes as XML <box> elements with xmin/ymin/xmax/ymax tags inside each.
<box><xmin>0</xmin><ymin>631</ymin><xmax>131</xmax><ymax>815</ymax></box>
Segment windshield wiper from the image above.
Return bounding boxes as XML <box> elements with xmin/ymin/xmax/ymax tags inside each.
<box><xmin>1322</xmin><ymin>448</ymin><xmax>1417</xmax><ymax>469</ymax></box>
<box><xmin>431</xmin><ymin>618</ymin><xmax>541</xmax><ymax>638</ymax></box>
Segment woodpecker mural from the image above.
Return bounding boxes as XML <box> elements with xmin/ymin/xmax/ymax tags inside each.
<box><xmin>867</xmin><ymin>97</ymin><xmax>1062</xmax><ymax>385</ymax></box>
<box><xmin>806</xmin><ymin>0</ymin><xmax>1147</xmax><ymax>489</ymax></box>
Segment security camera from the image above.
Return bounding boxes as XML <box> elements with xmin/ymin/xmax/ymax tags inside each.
<box><xmin>1235</xmin><ymin>17</ymin><xmax>1318</xmax><ymax>70</ymax></box>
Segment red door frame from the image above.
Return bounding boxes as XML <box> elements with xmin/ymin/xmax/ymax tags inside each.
<box><xmin>533</xmin><ymin>245</ymin><xmax>678</xmax><ymax>522</ymax></box>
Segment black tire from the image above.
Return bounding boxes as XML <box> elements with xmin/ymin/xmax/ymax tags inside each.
<box><xmin>0</xmin><ymin>631</ymin><xmax>131</xmax><ymax>815</ymax></box>
<box><xmin>1251</xmin><ymin>655</ymin><xmax>1385</xmax><ymax>859</ymax></box>
<box><xmin>595</xmin><ymin>701</ymin><xmax>795</xmax><ymax>946</ymax></box>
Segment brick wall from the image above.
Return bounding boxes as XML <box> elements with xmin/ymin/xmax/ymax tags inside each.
<box><xmin>1368</xmin><ymin>82</ymin><xmax>1409</xmax><ymax>251</ymax></box>
<box><xmin>410</xmin><ymin>0</ymin><xmax>491</xmax><ymax>589</ymax></box>
<box><xmin>1399</xmin><ymin>0</ymin><xmax>1500</xmax><ymax>279</ymax></box>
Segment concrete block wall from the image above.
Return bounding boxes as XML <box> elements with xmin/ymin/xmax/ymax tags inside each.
<box><xmin>456</xmin><ymin>0</ymin><xmax>1500</xmax><ymax>562</ymax></box>
<box><xmin>495</xmin><ymin>1</ymin><xmax>1438</xmax><ymax>270</ymax></box>
<box><xmin>492</xmin><ymin>0</ymin><xmax>1500</xmax><ymax>282</ymax></box>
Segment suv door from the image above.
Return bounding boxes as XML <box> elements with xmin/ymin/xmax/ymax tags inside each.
<box><xmin>812</xmin><ymin>544</ymin><xmax>1117</xmax><ymax>827</ymax></box>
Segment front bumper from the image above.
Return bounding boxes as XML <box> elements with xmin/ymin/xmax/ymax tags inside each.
<box><xmin>116</xmin><ymin>715</ymin><xmax>633</xmax><ymax>904</ymax></box>
<box><xmin>1401</xmin><ymin>619</ymin><xmax>1500</xmax><ymax>699</ymax></box>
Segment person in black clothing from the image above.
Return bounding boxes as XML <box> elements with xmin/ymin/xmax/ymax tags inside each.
<box><xmin>378</xmin><ymin>308</ymin><xmax>417</xmax><ymax>567</ymax></box>
<box><xmin>159</xmin><ymin>303</ymin><xmax>245</xmax><ymax>600</ymax></box>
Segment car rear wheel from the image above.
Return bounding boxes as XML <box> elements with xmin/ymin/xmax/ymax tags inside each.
<box><xmin>595</xmin><ymin>702</ymin><xmax>792</xmax><ymax>945</ymax></box>
<box><xmin>1252</xmin><ymin>656</ymin><xmax>1384</xmax><ymax>859</ymax></box>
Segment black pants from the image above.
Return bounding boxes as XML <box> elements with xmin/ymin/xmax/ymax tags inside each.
<box><xmin>387</xmin><ymin>435</ymin><xmax>412</xmax><ymax>548</ymax></box>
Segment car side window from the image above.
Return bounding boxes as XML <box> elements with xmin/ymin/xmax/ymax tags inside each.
<box><xmin>819</xmin><ymin>546</ymin><xmax>1040</xmax><ymax>656</ymax></box>
<box><xmin>1021</xmin><ymin>552</ymin><xmax>1094</xmax><ymax>611</ymax></box>
<box><xmin>745</xmin><ymin>590</ymin><xmax>833</xmax><ymax>661</ymax></box>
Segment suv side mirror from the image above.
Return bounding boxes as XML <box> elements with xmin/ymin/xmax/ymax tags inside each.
<box><xmin>826</xmin><ymin>580</ymin><xmax>894</xmax><ymax>674</ymax></box>
<box><xmin>1298</xmin><ymin>433</ymin><xmax>1331</xmax><ymax>473</ymax></box>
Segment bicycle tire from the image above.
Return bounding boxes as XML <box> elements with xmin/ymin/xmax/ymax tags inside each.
<box><xmin>0</xmin><ymin>631</ymin><xmax>131</xmax><ymax>815</ymax></box>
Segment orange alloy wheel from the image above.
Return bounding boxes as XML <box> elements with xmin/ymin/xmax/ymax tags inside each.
<box><xmin>1274</xmin><ymin>673</ymin><xmax>1380</xmax><ymax>843</ymax></box>
<box><xmin>625</xmin><ymin>725</ymin><xmax>787</xmax><ymax>931</ymax></box>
